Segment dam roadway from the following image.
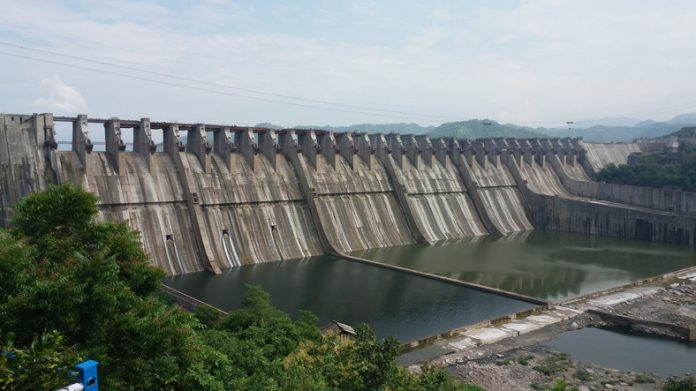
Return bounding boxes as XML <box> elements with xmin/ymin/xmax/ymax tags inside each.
<box><xmin>2</xmin><ymin>113</ymin><xmax>696</xmax><ymax>342</ymax></box>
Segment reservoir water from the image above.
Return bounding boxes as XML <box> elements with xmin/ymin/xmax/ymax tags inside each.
<box><xmin>164</xmin><ymin>256</ymin><xmax>535</xmax><ymax>342</ymax></box>
<box><xmin>543</xmin><ymin>327</ymin><xmax>696</xmax><ymax>376</ymax></box>
<box><xmin>352</xmin><ymin>231</ymin><xmax>696</xmax><ymax>301</ymax></box>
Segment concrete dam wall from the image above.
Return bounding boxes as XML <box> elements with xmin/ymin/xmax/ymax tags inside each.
<box><xmin>579</xmin><ymin>140</ymin><xmax>641</xmax><ymax>175</ymax></box>
<box><xmin>295</xmin><ymin>130</ymin><xmax>413</xmax><ymax>252</ymax></box>
<box><xmin>459</xmin><ymin>139</ymin><xmax>533</xmax><ymax>234</ymax></box>
<box><xmin>383</xmin><ymin>134</ymin><xmax>486</xmax><ymax>242</ymax></box>
<box><xmin>2</xmin><ymin>113</ymin><xmax>696</xmax><ymax>275</ymax></box>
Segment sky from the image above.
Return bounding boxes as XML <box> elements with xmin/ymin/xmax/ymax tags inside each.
<box><xmin>1</xmin><ymin>0</ymin><xmax>696</xmax><ymax>128</ymax></box>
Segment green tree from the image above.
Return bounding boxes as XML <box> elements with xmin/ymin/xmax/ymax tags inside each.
<box><xmin>0</xmin><ymin>331</ymin><xmax>80</xmax><ymax>391</ymax></box>
<box><xmin>1</xmin><ymin>184</ymin><xmax>481</xmax><ymax>390</ymax></box>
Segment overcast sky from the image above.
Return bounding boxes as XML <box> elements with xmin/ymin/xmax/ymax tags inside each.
<box><xmin>1</xmin><ymin>0</ymin><xmax>696</xmax><ymax>128</ymax></box>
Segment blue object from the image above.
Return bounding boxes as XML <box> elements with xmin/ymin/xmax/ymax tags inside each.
<box><xmin>76</xmin><ymin>360</ymin><xmax>99</xmax><ymax>391</ymax></box>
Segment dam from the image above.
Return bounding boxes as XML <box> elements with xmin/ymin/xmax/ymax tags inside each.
<box><xmin>2</xmin><ymin>113</ymin><xmax>696</xmax><ymax>341</ymax></box>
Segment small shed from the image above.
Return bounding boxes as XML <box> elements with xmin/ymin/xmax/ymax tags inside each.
<box><xmin>321</xmin><ymin>320</ymin><xmax>356</xmax><ymax>343</ymax></box>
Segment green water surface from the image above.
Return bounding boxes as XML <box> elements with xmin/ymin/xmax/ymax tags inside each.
<box><xmin>352</xmin><ymin>231</ymin><xmax>696</xmax><ymax>301</ymax></box>
<box><xmin>164</xmin><ymin>256</ymin><xmax>535</xmax><ymax>342</ymax></box>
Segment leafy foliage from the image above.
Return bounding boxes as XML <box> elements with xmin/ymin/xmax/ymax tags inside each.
<box><xmin>662</xmin><ymin>376</ymin><xmax>696</xmax><ymax>391</ymax></box>
<box><xmin>597</xmin><ymin>157</ymin><xmax>696</xmax><ymax>192</ymax></box>
<box><xmin>668</xmin><ymin>126</ymin><xmax>696</xmax><ymax>138</ymax></box>
<box><xmin>0</xmin><ymin>331</ymin><xmax>80</xmax><ymax>391</ymax></box>
<box><xmin>532</xmin><ymin>352</ymin><xmax>572</xmax><ymax>376</ymax></box>
<box><xmin>0</xmin><ymin>184</ymin><xmax>478</xmax><ymax>390</ymax></box>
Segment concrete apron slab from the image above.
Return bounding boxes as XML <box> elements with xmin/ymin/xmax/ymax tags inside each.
<box><xmin>435</xmin><ymin>285</ymin><xmax>677</xmax><ymax>362</ymax></box>
<box><xmin>444</xmin><ymin>305</ymin><xmax>581</xmax><ymax>353</ymax></box>
<box><xmin>436</xmin><ymin>284</ymin><xmax>667</xmax><ymax>363</ymax></box>
<box><xmin>585</xmin><ymin>288</ymin><xmax>659</xmax><ymax>308</ymax></box>
<box><xmin>409</xmin><ymin>266</ymin><xmax>696</xmax><ymax>366</ymax></box>
<box><xmin>680</xmin><ymin>271</ymin><xmax>696</xmax><ymax>282</ymax></box>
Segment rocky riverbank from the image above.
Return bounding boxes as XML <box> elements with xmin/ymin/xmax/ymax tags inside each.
<box><xmin>426</xmin><ymin>270</ymin><xmax>696</xmax><ymax>390</ymax></box>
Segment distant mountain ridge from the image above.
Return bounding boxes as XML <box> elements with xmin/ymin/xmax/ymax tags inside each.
<box><xmin>249</xmin><ymin>113</ymin><xmax>696</xmax><ymax>143</ymax></box>
<box><xmin>253</xmin><ymin>122</ymin><xmax>434</xmax><ymax>135</ymax></box>
<box><xmin>430</xmin><ymin>120</ymin><xmax>544</xmax><ymax>139</ymax></box>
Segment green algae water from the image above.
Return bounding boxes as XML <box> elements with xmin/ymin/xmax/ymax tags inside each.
<box><xmin>164</xmin><ymin>256</ymin><xmax>535</xmax><ymax>342</ymax></box>
<box><xmin>543</xmin><ymin>327</ymin><xmax>696</xmax><ymax>377</ymax></box>
<box><xmin>352</xmin><ymin>231</ymin><xmax>696</xmax><ymax>301</ymax></box>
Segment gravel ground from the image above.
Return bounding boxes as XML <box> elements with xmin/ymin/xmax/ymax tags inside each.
<box><xmin>454</xmin><ymin>348</ymin><xmax>663</xmax><ymax>391</ymax></box>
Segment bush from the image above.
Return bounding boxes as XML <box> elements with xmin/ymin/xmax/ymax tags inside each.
<box><xmin>663</xmin><ymin>376</ymin><xmax>696</xmax><ymax>391</ymax></box>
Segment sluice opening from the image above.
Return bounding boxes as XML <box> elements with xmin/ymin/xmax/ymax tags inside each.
<box><xmin>221</xmin><ymin>229</ymin><xmax>242</xmax><ymax>267</ymax></box>
<box><xmin>164</xmin><ymin>234</ymin><xmax>185</xmax><ymax>275</ymax></box>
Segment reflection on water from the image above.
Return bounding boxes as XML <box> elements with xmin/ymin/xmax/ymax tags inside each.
<box><xmin>352</xmin><ymin>231</ymin><xmax>696</xmax><ymax>301</ymax></box>
<box><xmin>165</xmin><ymin>256</ymin><xmax>535</xmax><ymax>342</ymax></box>
<box><xmin>543</xmin><ymin>327</ymin><xmax>696</xmax><ymax>376</ymax></box>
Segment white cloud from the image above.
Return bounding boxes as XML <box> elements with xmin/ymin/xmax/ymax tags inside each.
<box><xmin>34</xmin><ymin>75</ymin><xmax>88</xmax><ymax>114</ymax></box>
<box><xmin>408</xmin><ymin>26</ymin><xmax>449</xmax><ymax>52</ymax></box>
<box><xmin>2</xmin><ymin>0</ymin><xmax>696</xmax><ymax>125</ymax></box>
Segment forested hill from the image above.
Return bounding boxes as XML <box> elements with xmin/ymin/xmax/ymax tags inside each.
<box><xmin>669</xmin><ymin>127</ymin><xmax>696</xmax><ymax>138</ymax></box>
<box><xmin>430</xmin><ymin>120</ymin><xmax>544</xmax><ymax>139</ymax></box>
<box><xmin>292</xmin><ymin>122</ymin><xmax>434</xmax><ymax>134</ymax></box>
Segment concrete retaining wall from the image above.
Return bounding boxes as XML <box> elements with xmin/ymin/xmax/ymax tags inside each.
<box><xmin>548</xmin><ymin>153</ymin><xmax>696</xmax><ymax>216</ymax></box>
<box><xmin>588</xmin><ymin>309</ymin><xmax>695</xmax><ymax>341</ymax></box>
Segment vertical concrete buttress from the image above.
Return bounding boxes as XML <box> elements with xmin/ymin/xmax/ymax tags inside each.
<box><xmin>372</xmin><ymin>133</ymin><xmax>429</xmax><ymax>244</ymax></box>
<box><xmin>386</xmin><ymin>134</ymin><xmax>405</xmax><ymax>169</ymax></box>
<box><xmin>354</xmin><ymin>132</ymin><xmax>373</xmax><ymax>169</ymax></box>
<box><xmin>187</xmin><ymin>124</ymin><xmax>211</xmax><ymax>173</ymax></box>
<box><xmin>499</xmin><ymin>150</ymin><xmax>537</xmax><ymax>223</ymax></box>
<box><xmin>318</xmin><ymin>131</ymin><xmax>337</xmax><ymax>169</ymax></box>
<box><xmin>432</xmin><ymin>138</ymin><xmax>449</xmax><ymax>167</ymax></box>
<box><xmin>571</xmin><ymin>138</ymin><xmax>598</xmax><ymax>180</ymax></box>
<box><xmin>38</xmin><ymin>113</ymin><xmax>61</xmax><ymax>185</ymax></box>
<box><xmin>213</xmin><ymin>127</ymin><xmax>236</xmax><ymax>172</ymax></box>
<box><xmin>258</xmin><ymin>129</ymin><xmax>279</xmax><ymax>170</ymax></box>
<box><xmin>134</xmin><ymin>118</ymin><xmax>156</xmax><ymax>173</ymax></box>
<box><xmin>72</xmin><ymin>114</ymin><xmax>92</xmax><ymax>173</ymax></box>
<box><xmin>236</xmin><ymin>128</ymin><xmax>256</xmax><ymax>170</ymax></box>
<box><xmin>415</xmin><ymin>135</ymin><xmax>433</xmax><ymax>167</ymax></box>
<box><xmin>281</xmin><ymin>129</ymin><xmax>342</xmax><ymax>254</ymax></box>
<box><xmin>105</xmin><ymin>118</ymin><xmax>126</xmax><ymax>175</ymax></box>
<box><xmin>166</xmin><ymin>124</ymin><xmax>221</xmax><ymax>274</ymax></box>
<box><xmin>299</xmin><ymin>130</ymin><xmax>319</xmax><ymax>169</ymax></box>
<box><xmin>401</xmin><ymin>135</ymin><xmax>420</xmax><ymax>168</ymax></box>
<box><xmin>449</xmin><ymin>139</ymin><xmax>502</xmax><ymax>235</ymax></box>
<box><xmin>336</xmin><ymin>132</ymin><xmax>355</xmax><ymax>169</ymax></box>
